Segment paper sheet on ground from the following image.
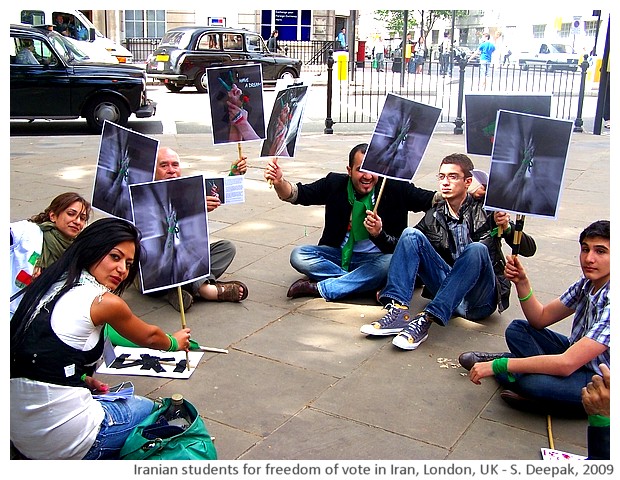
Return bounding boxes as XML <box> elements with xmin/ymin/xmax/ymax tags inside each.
<box><xmin>96</xmin><ymin>345</ymin><xmax>203</xmax><ymax>379</ymax></box>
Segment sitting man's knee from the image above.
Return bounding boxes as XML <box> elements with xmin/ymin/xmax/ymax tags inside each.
<box><xmin>290</xmin><ymin>245</ymin><xmax>307</xmax><ymax>268</ymax></box>
<box><xmin>506</xmin><ymin>318</ymin><xmax>529</xmax><ymax>337</ymax></box>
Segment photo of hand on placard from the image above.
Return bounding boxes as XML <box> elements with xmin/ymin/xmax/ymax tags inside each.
<box><xmin>465</xmin><ymin>94</ymin><xmax>552</xmax><ymax>156</ymax></box>
<box><xmin>207</xmin><ymin>64</ymin><xmax>266</xmax><ymax>145</ymax></box>
<box><xmin>361</xmin><ymin>93</ymin><xmax>441</xmax><ymax>181</ymax></box>
<box><xmin>484</xmin><ymin>110</ymin><xmax>573</xmax><ymax>219</ymax></box>
<box><xmin>129</xmin><ymin>175</ymin><xmax>211</xmax><ymax>294</ymax></box>
<box><xmin>204</xmin><ymin>176</ymin><xmax>245</xmax><ymax>205</ymax></box>
<box><xmin>260</xmin><ymin>84</ymin><xmax>308</xmax><ymax>158</ymax></box>
<box><xmin>92</xmin><ymin>120</ymin><xmax>158</xmax><ymax>222</ymax></box>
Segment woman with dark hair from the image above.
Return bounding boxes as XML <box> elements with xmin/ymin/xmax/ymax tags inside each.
<box><xmin>10</xmin><ymin>192</ymin><xmax>92</xmax><ymax>317</ymax></box>
<box><xmin>10</xmin><ymin>217</ymin><xmax>192</xmax><ymax>459</ymax></box>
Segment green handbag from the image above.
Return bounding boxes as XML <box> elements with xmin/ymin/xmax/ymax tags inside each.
<box><xmin>120</xmin><ymin>397</ymin><xmax>217</xmax><ymax>460</ymax></box>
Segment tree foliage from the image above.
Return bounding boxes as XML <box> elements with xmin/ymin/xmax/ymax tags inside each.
<box><xmin>374</xmin><ymin>10</ymin><xmax>468</xmax><ymax>39</ymax></box>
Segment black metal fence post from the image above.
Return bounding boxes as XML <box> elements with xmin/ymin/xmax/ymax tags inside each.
<box><xmin>324</xmin><ymin>49</ymin><xmax>334</xmax><ymax>134</ymax></box>
<box><xmin>427</xmin><ymin>46</ymin><xmax>433</xmax><ymax>74</ymax></box>
<box><xmin>453</xmin><ymin>55</ymin><xmax>468</xmax><ymax>134</ymax></box>
<box><xmin>573</xmin><ymin>55</ymin><xmax>590</xmax><ymax>133</ymax></box>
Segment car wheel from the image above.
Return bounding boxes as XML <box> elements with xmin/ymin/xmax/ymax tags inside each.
<box><xmin>519</xmin><ymin>61</ymin><xmax>529</xmax><ymax>71</ymax></box>
<box><xmin>278</xmin><ymin>68</ymin><xmax>297</xmax><ymax>80</ymax></box>
<box><xmin>195</xmin><ymin>71</ymin><xmax>208</xmax><ymax>93</ymax></box>
<box><xmin>545</xmin><ymin>63</ymin><xmax>555</xmax><ymax>72</ymax></box>
<box><xmin>85</xmin><ymin>95</ymin><xmax>129</xmax><ymax>132</ymax></box>
<box><xmin>165</xmin><ymin>83</ymin><xmax>184</xmax><ymax>93</ymax></box>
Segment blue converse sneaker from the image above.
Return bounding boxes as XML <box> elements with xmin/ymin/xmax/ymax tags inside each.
<box><xmin>392</xmin><ymin>312</ymin><xmax>432</xmax><ymax>350</ymax></box>
<box><xmin>360</xmin><ymin>302</ymin><xmax>412</xmax><ymax>336</ymax></box>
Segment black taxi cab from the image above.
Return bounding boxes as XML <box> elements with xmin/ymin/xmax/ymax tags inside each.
<box><xmin>146</xmin><ymin>26</ymin><xmax>302</xmax><ymax>93</ymax></box>
<box><xmin>10</xmin><ymin>24</ymin><xmax>156</xmax><ymax>132</ymax></box>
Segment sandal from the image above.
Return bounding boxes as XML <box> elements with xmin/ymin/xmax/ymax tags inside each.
<box><xmin>214</xmin><ymin>281</ymin><xmax>248</xmax><ymax>302</ymax></box>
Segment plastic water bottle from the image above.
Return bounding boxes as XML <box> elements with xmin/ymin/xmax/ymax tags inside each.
<box><xmin>164</xmin><ymin>394</ymin><xmax>192</xmax><ymax>429</ymax></box>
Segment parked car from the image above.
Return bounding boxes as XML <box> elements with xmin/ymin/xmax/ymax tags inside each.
<box><xmin>517</xmin><ymin>42</ymin><xmax>580</xmax><ymax>71</ymax></box>
<box><xmin>146</xmin><ymin>26</ymin><xmax>303</xmax><ymax>93</ymax></box>
<box><xmin>10</xmin><ymin>24</ymin><xmax>156</xmax><ymax>132</ymax></box>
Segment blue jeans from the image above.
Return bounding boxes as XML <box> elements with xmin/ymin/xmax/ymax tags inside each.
<box><xmin>380</xmin><ymin>228</ymin><xmax>497</xmax><ymax>325</ymax></box>
<box><xmin>481</xmin><ymin>60</ymin><xmax>491</xmax><ymax>77</ymax></box>
<box><xmin>290</xmin><ymin>244</ymin><xmax>392</xmax><ymax>301</ymax></box>
<box><xmin>497</xmin><ymin>319</ymin><xmax>593</xmax><ymax>410</ymax></box>
<box><xmin>83</xmin><ymin>395</ymin><xmax>155</xmax><ymax>459</ymax></box>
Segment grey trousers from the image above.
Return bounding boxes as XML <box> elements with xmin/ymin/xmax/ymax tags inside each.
<box><xmin>186</xmin><ymin>239</ymin><xmax>236</xmax><ymax>295</ymax></box>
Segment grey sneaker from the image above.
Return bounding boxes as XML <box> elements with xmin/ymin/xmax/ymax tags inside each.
<box><xmin>360</xmin><ymin>303</ymin><xmax>412</xmax><ymax>336</ymax></box>
<box><xmin>392</xmin><ymin>312</ymin><xmax>432</xmax><ymax>350</ymax></box>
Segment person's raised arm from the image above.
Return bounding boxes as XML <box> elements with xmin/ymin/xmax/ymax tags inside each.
<box><xmin>264</xmin><ymin>157</ymin><xmax>294</xmax><ymax>201</ymax></box>
<box><xmin>504</xmin><ymin>255</ymin><xmax>573</xmax><ymax>329</ymax></box>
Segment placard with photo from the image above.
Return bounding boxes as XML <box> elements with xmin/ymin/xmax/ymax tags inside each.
<box><xmin>91</xmin><ymin>120</ymin><xmax>158</xmax><ymax>222</ymax></box>
<box><xmin>465</xmin><ymin>93</ymin><xmax>552</xmax><ymax>156</ymax></box>
<box><xmin>260</xmin><ymin>84</ymin><xmax>308</xmax><ymax>158</ymax></box>
<box><xmin>129</xmin><ymin>175</ymin><xmax>211</xmax><ymax>293</ymax></box>
<box><xmin>361</xmin><ymin>93</ymin><xmax>441</xmax><ymax>181</ymax></box>
<box><xmin>484</xmin><ymin>110</ymin><xmax>573</xmax><ymax>219</ymax></box>
<box><xmin>207</xmin><ymin>64</ymin><xmax>266</xmax><ymax>145</ymax></box>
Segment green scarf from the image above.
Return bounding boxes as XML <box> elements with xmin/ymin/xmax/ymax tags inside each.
<box><xmin>342</xmin><ymin>179</ymin><xmax>375</xmax><ymax>271</ymax></box>
<box><xmin>36</xmin><ymin>221</ymin><xmax>73</xmax><ymax>269</ymax></box>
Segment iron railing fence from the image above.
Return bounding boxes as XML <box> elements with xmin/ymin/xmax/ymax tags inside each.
<box><xmin>330</xmin><ymin>56</ymin><xmax>586</xmax><ymax>126</ymax></box>
<box><xmin>121</xmin><ymin>38</ymin><xmax>590</xmax><ymax>130</ymax></box>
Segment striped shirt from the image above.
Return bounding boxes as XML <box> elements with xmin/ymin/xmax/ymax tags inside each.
<box><xmin>560</xmin><ymin>277</ymin><xmax>610</xmax><ymax>374</ymax></box>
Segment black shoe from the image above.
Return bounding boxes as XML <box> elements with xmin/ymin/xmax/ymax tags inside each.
<box><xmin>458</xmin><ymin>351</ymin><xmax>509</xmax><ymax>371</ymax></box>
<box><xmin>287</xmin><ymin>278</ymin><xmax>320</xmax><ymax>298</ymax></box>
<box><xmin>500</xmin><ymin>390</ymin><xmax>586</xmax><ymax>418</ymax></box>
<box><xmin>500</xmin><ymin>390</ymin><xmax>546</xmax><ymax>414</ymax></box>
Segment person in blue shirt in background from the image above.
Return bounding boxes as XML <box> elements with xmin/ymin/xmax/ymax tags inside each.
<box><xmin>470</xmin><ymin>33</ymin><xmax>495</xmax><ymax>89</ymax></box>
<box><xmin>336</xmin><ymin>28</ymin><xmax>347</xmax><ymax>51</ymax></box>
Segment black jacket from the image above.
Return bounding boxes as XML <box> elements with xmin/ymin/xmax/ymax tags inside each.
<box><xmin>294</xmin><ymin>173</ymin><xmax>435</xmax><ymax>254</ymax></box>
<box><xmin>415</xmin><ymin>194</ymin><xmax>537</xmax><ymax>312</ymax></box>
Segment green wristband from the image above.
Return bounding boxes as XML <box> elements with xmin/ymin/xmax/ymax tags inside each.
<box><xmin>492</xmin><ymin>358</ymin><xmax>516</xmax><ymax>382</ymax></box>
<box><xmin>589</xmin><ymin>414</ymin><xmax>610</xmax><ymax>427</ymax></box>
<box><xmin>166</xmin><ymin>334</ymin><xmax>178</xmax><ymax>352</ymax></box>
<box><xmin>518</xmin><ymin>287</ymin><xmax>533</xmax><ymax>302</ymax></box>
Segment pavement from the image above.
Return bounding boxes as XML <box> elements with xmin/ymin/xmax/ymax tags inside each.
<box><xmin>9</xmin><ymin>125</ymin><xmax>610</xmax><ymax>461</ymax></box>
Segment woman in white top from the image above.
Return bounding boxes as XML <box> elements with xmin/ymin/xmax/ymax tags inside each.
<box><xmin>10</xmin><ymin>218</ymin><xmax>191</xmax><ymax>459</ymax></box>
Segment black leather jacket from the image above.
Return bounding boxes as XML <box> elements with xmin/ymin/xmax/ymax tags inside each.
<box><xmin>415</xmin><ymin>194</ymin><xmax>537</xmax><ymax>313</ymax></box>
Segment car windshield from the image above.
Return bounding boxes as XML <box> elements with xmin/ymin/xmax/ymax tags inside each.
<box><xmin>58</xmin><ymin>36</ymin><xmax>92</xmax><ymax>62</ymax></box>
<box><xmin>159</xmin><ymin>30</ymin><xmax>192</xmax><ymax>49</ymax></box>
<box><xmin>551</xmin><ymin>44</ymin><xmax>573</xmax><ymax>54</ymax></box>
<box><xmin>48</xmin><ymin>33</ymin><xmax>78</xmax><ymax>63</ymax></box>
